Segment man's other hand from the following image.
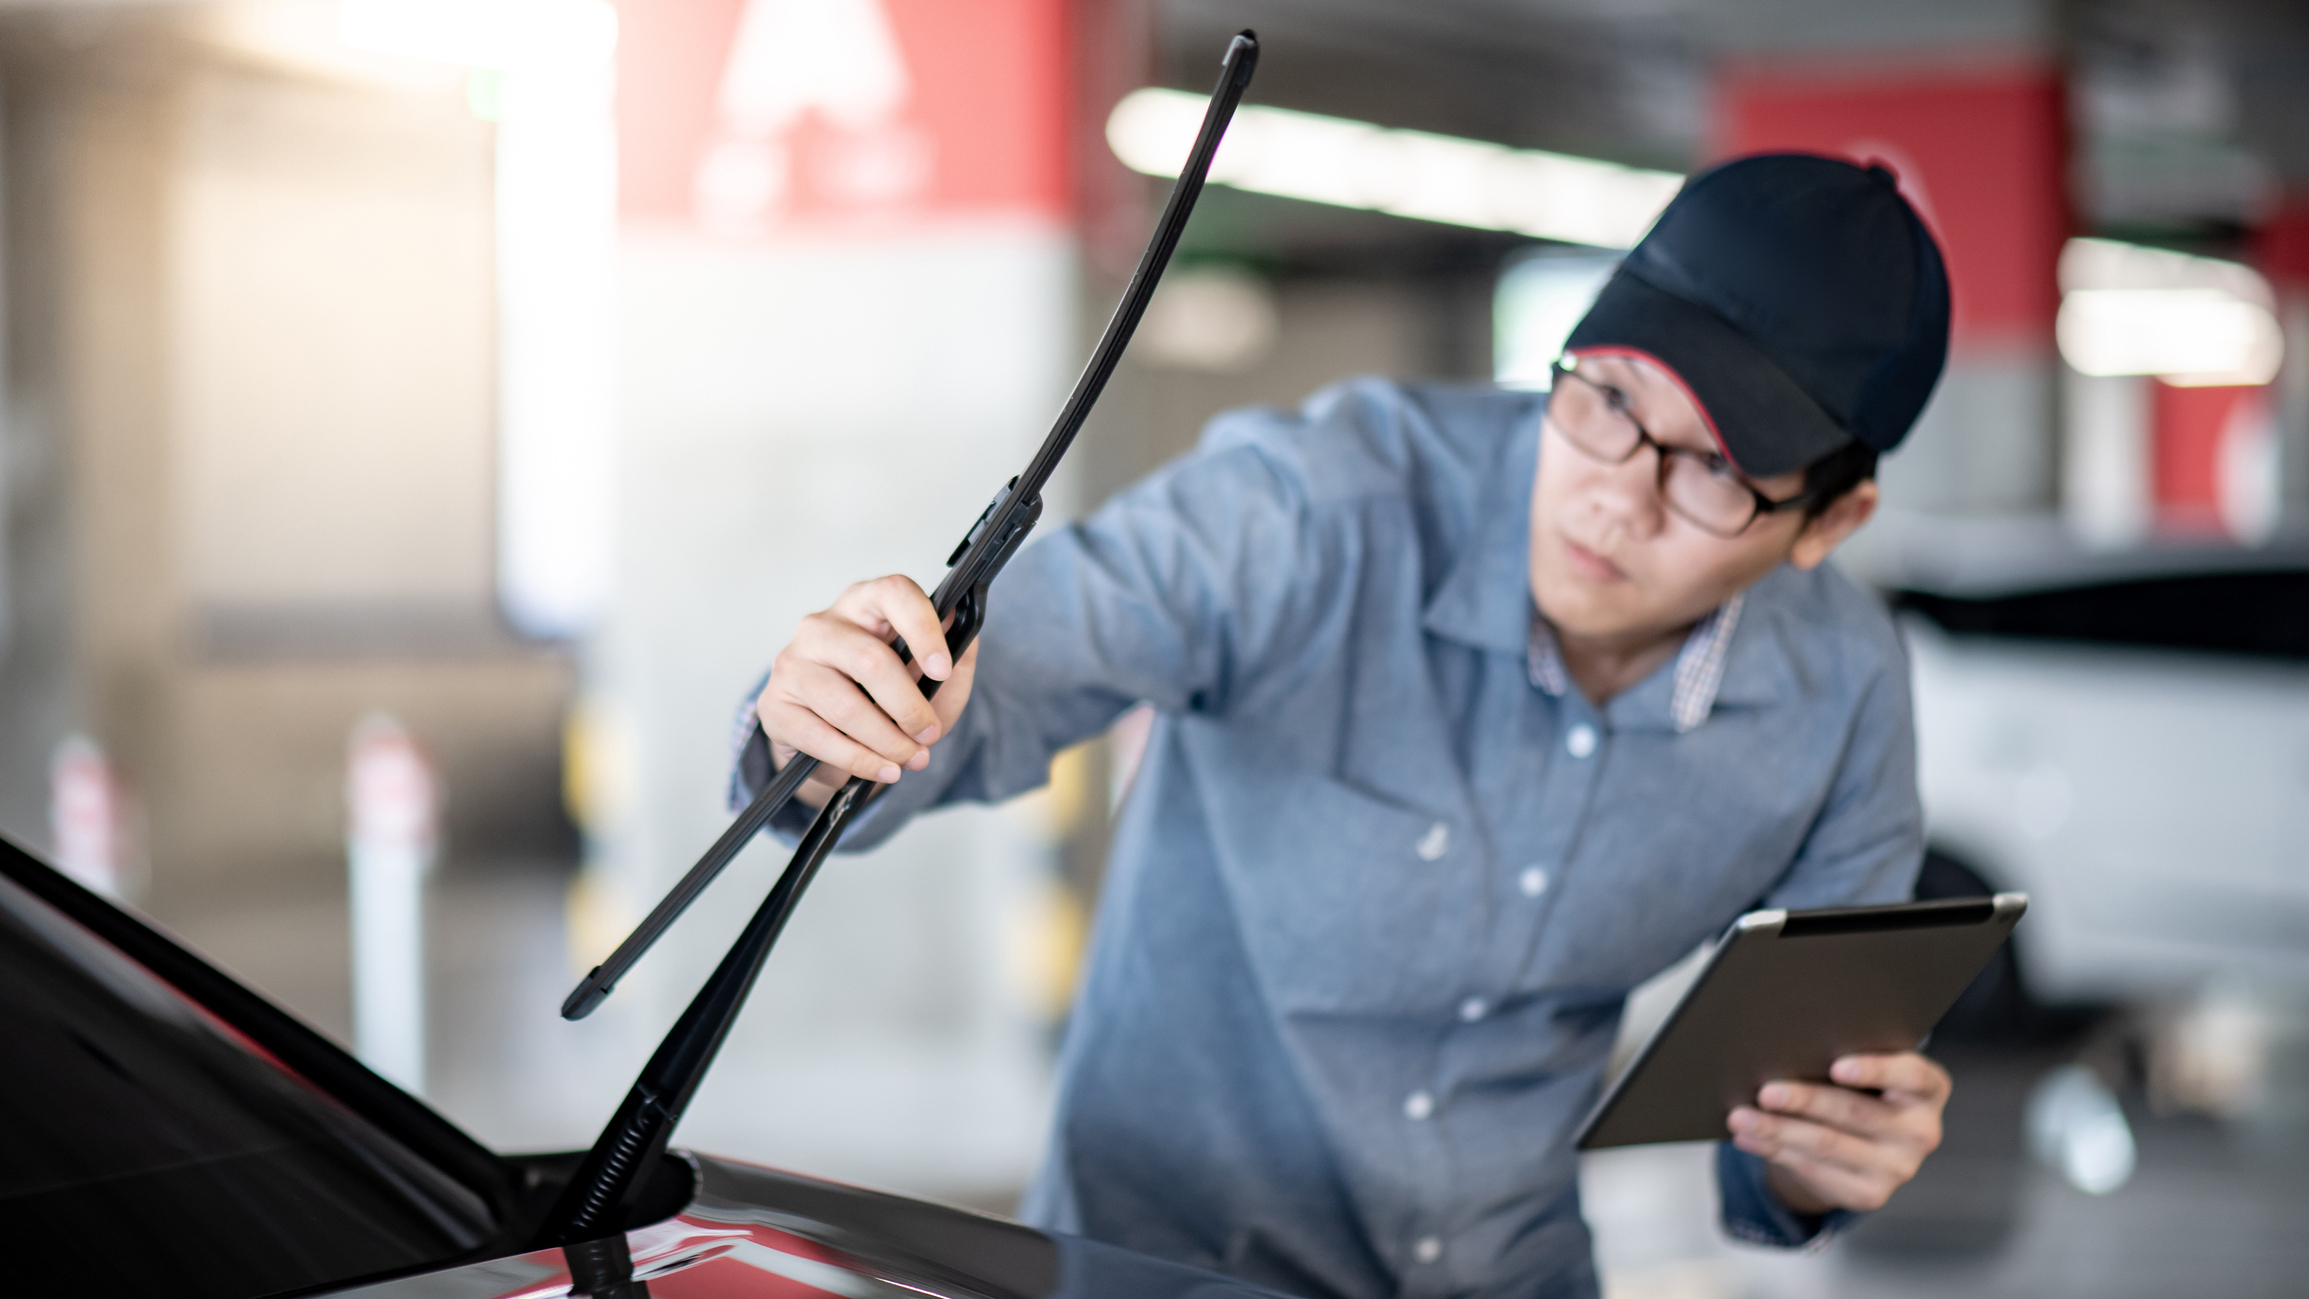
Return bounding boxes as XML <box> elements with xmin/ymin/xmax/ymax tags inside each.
<box><xmin>1728</xmin><ymin>1051</ymin><xmax>1950</xmax><ymax>1215</ymax></box>
<box><xmin>756</xmin><ymin>575</ymin><xmax>981</xmax><ymax>807</ymax></box>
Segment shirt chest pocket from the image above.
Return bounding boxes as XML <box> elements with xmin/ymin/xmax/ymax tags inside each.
<box><xmin>1193</xmin><ymin>762</ymin><xmax>1482</xmax><ymax>1017</ymax></box>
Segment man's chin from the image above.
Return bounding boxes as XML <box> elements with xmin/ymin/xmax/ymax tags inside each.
<box><xmin>1531</xmin><ymin>583</ymin><xmax>1648</xmax><ymax>642</ymax></box>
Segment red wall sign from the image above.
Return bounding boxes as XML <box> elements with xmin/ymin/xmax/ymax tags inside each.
<box><xmin>616</xmin><ymin>0</ymin><xmax>1070</xmax><ymax>234</ymax></box>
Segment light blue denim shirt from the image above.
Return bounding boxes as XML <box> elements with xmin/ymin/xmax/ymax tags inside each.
<box><xmin>732</xmin><ymin>379</ymin><xmax>1922</xmax><ymax>1299</ymax></box>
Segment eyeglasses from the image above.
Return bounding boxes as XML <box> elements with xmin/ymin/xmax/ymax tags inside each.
<box><xmin>1546</xmin><ymin>361</ymin><xmax>1812</xmax><ymax>538</ymax></box>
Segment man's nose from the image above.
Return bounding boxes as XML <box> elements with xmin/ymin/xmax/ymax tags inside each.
<box><xmin>1586</xmin><ymin>445</ymin><xmax>1667</xmax><ymax>535</ymax></box>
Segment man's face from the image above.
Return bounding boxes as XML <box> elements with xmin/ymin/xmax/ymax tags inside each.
<box><xmin>1528</xmin><ymin>350</ymin><xmax>1822</xmax><ymax>646</ymax></box>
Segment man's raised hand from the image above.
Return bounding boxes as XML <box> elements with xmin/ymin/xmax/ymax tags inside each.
<box><xmin>756</xmin><ymin>575</ymin><xmax>981</xmax><ymax>807</ymax></box>
<box><xmin>1728</xmin><ymin>1050</ymin><xmax>1951</xmax><ymax>1216</ymax></box>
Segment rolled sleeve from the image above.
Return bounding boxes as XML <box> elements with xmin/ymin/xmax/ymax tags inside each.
<box><xmin>727</xmin><ymin>681</ymin><xmax>825</xmax><ymax>841</ymax></box>
<box><xmin>1715</xmin><ymin>1143</ymin><xmax>1859</xmax><ymax>1248</ymax></box>
<box><xmin>724</xmin><ymin>406</ymin><xmax>1340</xmax><ymax>853</ymax></box>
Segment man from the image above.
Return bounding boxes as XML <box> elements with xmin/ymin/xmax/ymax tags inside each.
<box><xmin>734</xmin><ymin>154</ymin><xmax>1953</xmax><ymax>1298</ymax></box>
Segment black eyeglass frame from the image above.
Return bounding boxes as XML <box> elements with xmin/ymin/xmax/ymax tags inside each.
<box><xmin>1546</xmin><ymin>360</ymin><xmax>1815</xmax><ymax>538</ymax></box>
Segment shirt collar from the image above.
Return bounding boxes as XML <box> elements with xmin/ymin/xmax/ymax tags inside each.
<box><xmin>1420</xmin><ymin>403</ymin><xmax>1544</xmax><ymax>656</ymax></box>
<box><xmin>1526</xmin><ymin>592</ymin><xmax>1746</xmax><ymax>733</ymax></box>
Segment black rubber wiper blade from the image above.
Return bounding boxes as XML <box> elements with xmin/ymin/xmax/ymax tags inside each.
<box><xmin>540</xmin><ymin>32</ymin><xmax>1260</xmax><ymax>1265</ymax></box>
<box><xmin>559</xmin><ymin>31</ymin><xmax>1259</xmax><ymax>1024</ymax></box>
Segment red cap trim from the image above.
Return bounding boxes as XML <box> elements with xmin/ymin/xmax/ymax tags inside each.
<box><xmin>1563</xmin><ymin>345</ymin><xmax>1742</xmax><ymax>473</ymax></box>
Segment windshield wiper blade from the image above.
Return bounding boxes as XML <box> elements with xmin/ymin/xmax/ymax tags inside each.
<box><xmin>537</xmin><ymin>32</ymin><xmax>1260</xmax><ymax>1255</ymax></box>
<box><xmin>559</xmin><ymin>31</ymin><xmax>1257</xmax><ymax>1026</ymax></box>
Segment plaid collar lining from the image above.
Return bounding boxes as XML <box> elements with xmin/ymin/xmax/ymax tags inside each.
<box><xmin>1526</xmin><ymin>592</ymin><xmax>1746</xmax><ymax>733</ymax></box>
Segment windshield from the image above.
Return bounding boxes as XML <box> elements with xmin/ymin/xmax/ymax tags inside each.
<box><xmin>0</xmin><ymin>864</ymin><xmax>497</xmax><ymax>1298</ymax></box>
<box><xmin>1897</xmin><ymin>569</ymin><xmax>2309</xmax><ymax>661</ymax></box>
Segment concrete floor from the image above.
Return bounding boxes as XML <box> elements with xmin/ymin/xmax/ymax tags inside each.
<box><xmin>1583</xmin><ymin>1049</ymin><xmax>2309</xmax><ymax>1299</ymax></box>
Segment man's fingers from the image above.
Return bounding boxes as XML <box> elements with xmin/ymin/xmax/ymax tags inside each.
<box><xmin>836</xmin><ymin>575</ymin><xmax>953</xmax><ymax>680</ymax></box>
<box><xmin>834</xmin><ymin>633</ymin><xmax>946</xmax><ymax>744</ymax></box>
<box><xmin>1728</xmin><ymin>1107</ymin><xmax>1883</xmax><ymax>1176</ymax></box>
<box><xmin>788</xmin><ymin>636</ymin><xmax>977</xmax><ymax>782</ymax></box>
<box><xmin>1759</xmin><ymin>1145</ymin><xmax>1894</xmax><ymax>1213</ymax></box>
<box><xmin>1757</xmin><ymin>1080</ymin><xmax>1897</xmax><ymax>1134</ymax></box>
<box><xmin>929</xmin><ymin>640</ymin><xmax>980</xmax><ymax>732</ymax></box>
<box><xmin>1833</xmin><ymin>1052</ymin><xmax>1951</xmax><ymax>1103</ymax></box>
<box><xmin>1737</xmin><ymin>1053</ymin><xmax>1952</xmax><ymax>1216</ymax></box>
<box><xmin>757</xmin><ymin>575</ymin><xmax>980</xmax><ymax>798</ymax></box>
<box><xmin>786</xmin><ymin>661</ymin><xmax>930</xmax><ymax>769</ymax></box>
<box><xmin>762</xmin><ymin>699</ymin><xmax>905</xmax><ymax>784</ymax></box>
<box><xmin>796</xmin><ymin>615</ymin><xmax>942</xmax><ymax>743</ymax></box>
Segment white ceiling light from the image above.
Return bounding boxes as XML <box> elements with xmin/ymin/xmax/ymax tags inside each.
<box><xmin>2059</xmin><ymin>237</ymin><xmax>2273</xmax><ymax>304</ymax></box>
<box><xmin>2058</xmin><ymin>290</ymin><xmax>2282</xmax><ymax>387</ymax></box>
<box><xmin>1107</xmin><ymin>88</ymin><xmax>1683</xmax><ymax>250</ymax></box>
<box><xmin>2056</xmin><ymin>237</ymin><xmax>2283</xmax><ymax>387</ymax></box>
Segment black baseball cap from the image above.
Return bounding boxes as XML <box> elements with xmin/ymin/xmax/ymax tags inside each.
<box><xmin>1563</xmin><ymin>152</ymin><xmax>1952</xmax><ymax>478</ymax></box>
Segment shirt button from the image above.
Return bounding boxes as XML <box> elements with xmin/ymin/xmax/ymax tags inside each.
<box><xmin>1415</xmin><ymin>821</ymin><xmax>1450</xmax><ymax>861</ymax></box>
<box><xmin>1413</xmin><ymin>1236</ymin><xmax>1443</xmax><ymax>1264</ymax></box>
<box><xmin>1566</xmin><ymin>724</ymin><xmax>1598</xmax><ymax>758</ymax></box>
<box><xmin>1403</xmin><ymin>1090</ymin><xmax>1435</xmax><ymax>1121</ymax></box>
<box><xmin>1519</xmin><ymin>867</ymin><xmax>1549</xmax><ymax>897</ymax></box>
<box><xmin>1458</xmin><ymin>996</ymin><xmax>1489</xmax><ymax>1022</ymax></box>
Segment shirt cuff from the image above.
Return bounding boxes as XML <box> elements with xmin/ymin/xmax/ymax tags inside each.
<box><xmin>1715</xmin><ymin>1143</ymin><xmax>1860</xmax><ymax>1249</ymax></box>
<box><xmin>730</xmin><ymin>717</ymin><xmax>823</xmax><ymax>840</ymax></box>
<box><xmin>728</xmin><ymin>677</ymin><xmax>825</xmax><ymax>844</ymax></box>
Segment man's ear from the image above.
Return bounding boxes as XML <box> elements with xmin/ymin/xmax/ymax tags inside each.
<box><xmin>1788</xmin><ymin>479</ymin><xmax>1879</xmax><ymax>571</ymax></box>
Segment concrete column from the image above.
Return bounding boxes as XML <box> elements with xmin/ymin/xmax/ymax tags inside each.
<box><xmin>581</xmin><ymin>0</ymin><xmax>1122</xmax><ymax>1198</ymax></box>
<box><xmin>346</xmin><ymin>714</ymin><xmax>438</xmax><ymax>1095</ymax></box>
<box><xmin>2061</xmin><ymin>372</ymin><xmax>2151</xmax><ymax>548</ymax></box>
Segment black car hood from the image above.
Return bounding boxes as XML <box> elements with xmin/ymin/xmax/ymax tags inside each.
<box><xmin>0</xmin><ymin>836</ymin><xmax>1290</xmax><ymax>1299</ymax></box>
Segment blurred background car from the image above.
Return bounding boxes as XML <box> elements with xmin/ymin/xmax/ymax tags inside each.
<box><xmin>1891</xmin><ymin>531</ymin><xmax>2309</xmax><ymax>1010</ymax></box>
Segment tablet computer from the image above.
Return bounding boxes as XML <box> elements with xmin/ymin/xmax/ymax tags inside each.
<box><xmin>1575</xmin><ymin>893</ymin><xmax>2027</xmax><ymax>1150</ymax></box>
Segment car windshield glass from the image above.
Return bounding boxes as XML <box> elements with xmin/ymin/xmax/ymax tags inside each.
<box><xmin>0</xmin><ymin>867</ymin><xmax>495</xmax><ymax>1298</ymax></box>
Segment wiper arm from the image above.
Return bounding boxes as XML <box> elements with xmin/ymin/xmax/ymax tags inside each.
<box><xmin>559</xmin><ymin>31</ymin><xmax>1257</xmax><ymax>1026</ymax></box>
<box><xmin>538</xmin><ymin>32</ymin><xmax>1260</xmax><ymax>1254</ymax></box>
<box><xmin>541</xmin><ymin>780</ymin><xmax>869</xmax><ymax>1257</ymax></box>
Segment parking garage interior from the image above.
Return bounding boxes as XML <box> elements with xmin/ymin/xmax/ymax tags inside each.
<box><xmin>1</xmin><ymin>1</ymin><xmax>2307</xmax><ymax>1296</ymax></box>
